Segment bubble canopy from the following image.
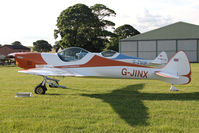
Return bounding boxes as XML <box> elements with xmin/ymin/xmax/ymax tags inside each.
<box><xmin>101</xmin><ymin>50</ymin><xmax>117</xmax><ymax>57</ymax></box>
<box><xmin>57</xmin><ymin>47</ymin><xmax>90</xmax><ymax>62</ymax></box>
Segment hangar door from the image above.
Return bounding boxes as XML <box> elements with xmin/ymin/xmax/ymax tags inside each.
<box><xmin>120</xmin><ymin>41</ymin><xmax>138</xmax><ymax>57</ymax></box>
<box><xmin>119</xmin><ymin>40</ymin><xmax>156</xmax><ymax>59</ymax></box>
<box><xmin>120</xmin><ymin>39</ymin><xmax>198</xmax><ymax>62</ymax></box>
<box><xmin>138</xmin><ymin>41</ymin><xmax>156</xmax><ymax>59</ymax></box>
<box><xmin>177</xmin><ymin>40</ymin><xmax>197</xmax><ymax>62</ymax></box>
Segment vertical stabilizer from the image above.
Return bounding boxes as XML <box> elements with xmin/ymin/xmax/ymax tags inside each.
<box><xmin>155</xmin><ymin>51</ymin><xmax>191</xmax><ymax>85</ymax></box>
<box><xmin>152</xmin><ymin>51</ymin><xmax>168</xmax><ymax>64</ymax></box>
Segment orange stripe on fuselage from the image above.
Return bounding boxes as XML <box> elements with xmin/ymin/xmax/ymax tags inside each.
<box><xmin>56</xmin><ymin>55</ymin><xmax>152</xmax><ymax>68</ymax></box>
<box><xmin>15</xmin><ymin>52</ymin><xmax>47</xmax><ymax>69</ymax></box>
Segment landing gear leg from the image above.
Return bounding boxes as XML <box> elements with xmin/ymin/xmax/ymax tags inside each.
<box><xmin>46</xmin><ymin>77</ymin><xmax>66</xmax><ymax>89</ymax></box>
<box><xmin>170</xmin><ymin>84</ymin><xmax>179</xmax><ymax>91</ymax></box>
<box><xmin>34</xmin><ymin>76</ymin><xmax>66</xmax><ymax>95</ymax></box>
<box><xmin>34</xmin><ymin>76</ymin><xmax>47</xmax><ymax>94</ymax></box>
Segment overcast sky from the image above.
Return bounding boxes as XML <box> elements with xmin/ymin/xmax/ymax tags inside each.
<box><xmin>0</xmin><ymin>0</ymin><xmax>199</xmax><ymax>46</ymax></box>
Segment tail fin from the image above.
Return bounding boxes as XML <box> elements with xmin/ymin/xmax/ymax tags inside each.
<box><xmin>152</xmin><ymin>51</ymin><xmax>168</xmax><ymax>65</ymax></box>
<box><xmin>155</xmin><ymin>51</ymin><xmax>191</xmax><ymax>85</ymax></box>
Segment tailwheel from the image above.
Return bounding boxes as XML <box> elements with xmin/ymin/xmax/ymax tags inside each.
<box><xmin>170</xmin><ymin>84</ymin><xmax>179</xmax><ymax>91</ymax></box>
<box><xmin>34</xmin><ymin>84</ymin><xmax>47</xmax><ymax>94</ymax></box>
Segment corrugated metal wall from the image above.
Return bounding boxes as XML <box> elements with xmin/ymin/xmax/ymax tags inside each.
<box><xmin>138</xmin><ymin>41</ymin><xmax>156</xmax><ymax>59</ymax></box>
<box><xmin>157</xmin><ymin>40</ymin><xmax>176</xmax><ymax>59</ymax></box>
<box><xmin>120</xmin><ymin>41</ymin><xmax>138</xmax><ymax>57</ymax></box>
<box><xmin>120</xmin><ymin>39</ymin><xmax>198</xmax><ymax>62</ymax></box>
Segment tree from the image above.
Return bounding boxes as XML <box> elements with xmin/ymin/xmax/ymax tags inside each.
<box><xmin>53</xmin><ymin>41</ymin><xmax>63</xmax><ymax>52</ymax></box>
<box><xmin>91</xmin><ymin>4</ymin><xmax>116</xmax><ymax>29</ymax></box>
<box><xmin>91</xmin><ymin>4</ymin><xmax>117</xmax><ymax>50</ymax></box>
<box><xmin>12</xmin><ymin>41</ymin><xmax>22</xmax><ymax>46</ymax></box>
<box><xmin>54</xmin><ymin>3</ymin><xmax>116</xmax><ymax>52</ymax></box>
<box><xmin>106</xmin><ymin>37</ymin><xmax>120</xmax><ymax>51</ymax></box>
<box><xmin>114</xmin><ymin>24</ymin><xmax>140</xmax><ymax>38</ymax></box>
<box><xmin>107</xmin><ymin>24</ymin><xmax>140</xmax><ymax>51</ymax></box>
<box><xmin>33</xmin><ymin>40</ymin><xmax>52</xmax><ymax>52</ymax></box>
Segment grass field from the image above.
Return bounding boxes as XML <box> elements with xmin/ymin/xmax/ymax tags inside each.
<box><xmin>0</xmin><ymin>64</ymin><xmax>199</xmax><ymax>133</ymax></box>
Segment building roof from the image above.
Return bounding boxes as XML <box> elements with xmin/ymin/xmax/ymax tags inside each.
<box><xmin>122</xmin><ymin>22</ymin><xmax>199</xmax><ymax>41</ymax></box>
<box><xmin>0</xmin><ymin>44</ymin><xmax>30</xmax><ymax>50</ymax></box>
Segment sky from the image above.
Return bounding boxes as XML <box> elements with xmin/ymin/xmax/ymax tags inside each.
<box><xmin>0</xmin><ymin>0</ymin><xmax>199</xmax><ymax>46</ymax></box>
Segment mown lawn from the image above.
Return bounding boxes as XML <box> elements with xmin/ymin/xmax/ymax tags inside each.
<box><xmin>0</xmin><ymin>64</ymin><xmax>199</xmax><ymax>133</ymax></box>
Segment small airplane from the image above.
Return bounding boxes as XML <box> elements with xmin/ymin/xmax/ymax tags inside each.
<box><xmin>97</xmin><ymin>50</ymin><xmax>168</xmax><ymax>66</ymax></box>
<box><xmin>9</xmin><ymin>47</ymin><xmax>191</xmax><ymax>94</ymax></box>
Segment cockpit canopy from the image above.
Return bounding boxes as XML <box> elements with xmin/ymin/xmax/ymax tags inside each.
<box><xmin>57</xmin><ymin>47</ymin><xmax>89</xmax><ymax>62</ymax></box>
<box><xmin>101</xmin><ymin>50</ymin><xmax>117</xmax><ymax>57</ymax></box>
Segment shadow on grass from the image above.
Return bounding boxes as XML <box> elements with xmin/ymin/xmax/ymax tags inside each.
<box><xmin>45</xmin><ymin>93</ymin><xmax>65</xmax><ymax>96</ymax></box>
<box><xmin>82</xmin><ymin>84</ymin><xmax>199</xmax><ymax>127</ymax></box>
<box><xmin>82</xmin><ymin>84</ymin><xmax>148</xmax><ymax>126</ymax></box>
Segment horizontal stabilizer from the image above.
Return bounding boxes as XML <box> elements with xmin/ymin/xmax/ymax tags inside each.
<box><xmin>155</xmin><ymin>71</ymin><xmax>179</xmax><ymax>79</ymax></box>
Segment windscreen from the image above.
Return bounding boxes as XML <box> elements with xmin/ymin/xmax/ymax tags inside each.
<box><xmin>57</xmin><ymin>47</ymin><xmax>89</xmax><ymax>62</ymax></box>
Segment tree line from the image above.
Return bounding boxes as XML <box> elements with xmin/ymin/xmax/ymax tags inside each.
<box><xmin>1</xmin><ymin>3</ymin><xmax>140</xmax><ymax>53</ymax></box>
<box><xmin>54</xmin><ymin>3</ymin><xmax>140</xmax><ymax>52</ymax></box>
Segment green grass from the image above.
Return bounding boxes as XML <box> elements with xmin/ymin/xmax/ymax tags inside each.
<box><xmin>0</xmin><ymin>64</ymin><xmax>199</xmax><ymax>133</ymax></box>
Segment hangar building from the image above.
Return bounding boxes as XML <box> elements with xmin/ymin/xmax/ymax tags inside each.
<box><xmin>119</xmin><ymin>22</ymin><xmax>199</xmax><ymax>62</ymax></box>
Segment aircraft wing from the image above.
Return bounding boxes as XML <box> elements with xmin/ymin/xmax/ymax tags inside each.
<box><xmin>18</xmin><ymin>68</ymin><xmax>84</xmax><ymax>77</ymax></box>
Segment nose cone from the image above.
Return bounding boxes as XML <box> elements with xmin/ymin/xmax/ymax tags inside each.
<box><xmin>15</xmin><ymin>52</ymin><xmax>47</xmax><ymax>69</ymax></box>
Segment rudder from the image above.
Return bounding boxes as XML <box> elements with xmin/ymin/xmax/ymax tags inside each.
<box><xmin>157</xmin><ymin>51</ymin><xmax>191</xmax><ymax>85</ymax></box>
<box><xmin>153</xmin><ymin>51</ymin><xmax>168</xmax><ymax>64</ymax></box>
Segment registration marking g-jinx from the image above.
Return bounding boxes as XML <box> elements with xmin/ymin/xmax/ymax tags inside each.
<box><xmin>121</xmin><ymin>68</ymin><xmax>148</xmax><ymax>78</ymax></box>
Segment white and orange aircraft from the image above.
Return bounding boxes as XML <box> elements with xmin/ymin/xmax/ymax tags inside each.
<box><xmin>9</xmin><ymin>47</ymin><xmax>191</xmax><ymax>94</ymax></box>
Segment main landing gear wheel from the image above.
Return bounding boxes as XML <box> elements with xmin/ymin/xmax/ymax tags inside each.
<box><xmin>34</xmin><ymin>76</ymin><xmax>66</xmax><ymax>95</ymax></box>
<box><xmin>34</xmin><ymin>84</ymin><xmax>47</xmax><ymax>94</ymax></box>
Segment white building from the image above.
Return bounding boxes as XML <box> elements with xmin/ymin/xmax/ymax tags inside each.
<box><xmin>119</xmin><ymin>22</ymin><xmax>199</xmax><ymax>62</ymax></box>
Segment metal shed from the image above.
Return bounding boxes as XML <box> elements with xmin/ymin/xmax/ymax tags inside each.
<box><xmin>119</xmin><ymin>22</ymin><xmax>199</xmax><ymax>62</ymax></box>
